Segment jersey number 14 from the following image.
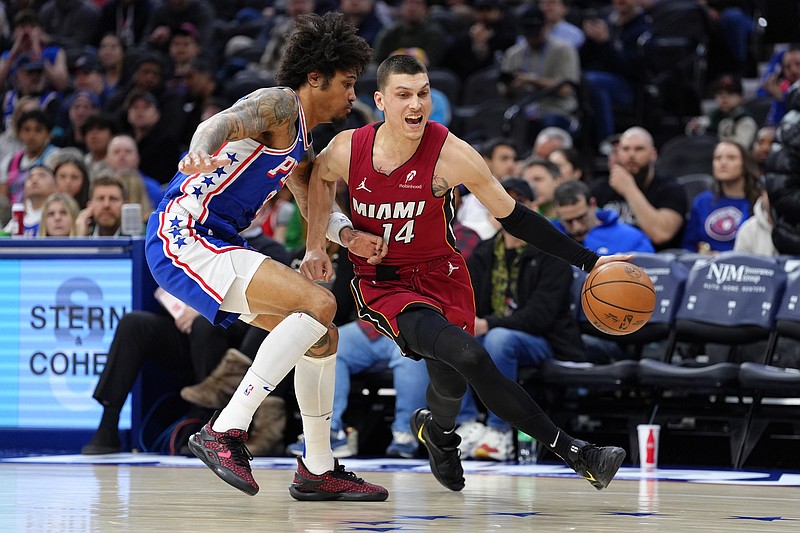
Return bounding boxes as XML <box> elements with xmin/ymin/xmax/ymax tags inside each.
<box><xmin>382</xmin><ymin>220</ymin><xmax>415</xmax><ymax>244</ymax></box>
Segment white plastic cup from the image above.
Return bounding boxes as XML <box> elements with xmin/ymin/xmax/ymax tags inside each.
<box><xmin>121</xmin><ymin>203</ymin><xmax>143</xmax><ymax>236</ymax></box>
<box><xmin>637</xmin><ymin>424</ymin><xmax>660</xmax><ymax>471</ymax></box>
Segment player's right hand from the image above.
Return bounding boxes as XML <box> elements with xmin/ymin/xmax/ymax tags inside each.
<box><xmin>178</xmin><ymin>150</ymin><xmax>231</xmax><ymax>174</ymax></box>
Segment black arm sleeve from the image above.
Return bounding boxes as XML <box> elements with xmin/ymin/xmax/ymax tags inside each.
<box><xmin>496</xmin><ymin>202</ymin><xmax>600</xmax><ymax>272</ymax></box>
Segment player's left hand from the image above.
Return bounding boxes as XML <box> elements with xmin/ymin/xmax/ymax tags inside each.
<box><xmin>344</xmin><ymin>229</ymin><xmax>388</xmax><ymax>265</ymax></box>
<box><xmin>593</xmin><ymin>253</ymin><xmax>633</xmax><ymax>272</ymax></box>
<box><xmin>300</xmin><ymin>248</ymin><xmax>335</xmax><ymax>282</ymax></box>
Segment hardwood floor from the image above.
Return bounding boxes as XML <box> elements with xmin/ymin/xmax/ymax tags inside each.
<box><xmin>0</xmin><ymin>456</ymin><xmax>798</xmax><ymax>532</ymax></box>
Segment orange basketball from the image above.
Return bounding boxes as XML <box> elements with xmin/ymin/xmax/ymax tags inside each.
<box><xmin>581</xmin><ymin>261</ymin><xmax>656</xmax><ymax>336</ymax></box>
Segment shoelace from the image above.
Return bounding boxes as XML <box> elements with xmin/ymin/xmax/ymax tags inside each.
<box><xmin>220</xmin><ymin>435</ymin><xmax>254</xmax><ymax>468</ymax></box>
<box><xmin>331</xmin><ymin>463</ymin><xmax>364</xmax><ymax>483</ymax></box>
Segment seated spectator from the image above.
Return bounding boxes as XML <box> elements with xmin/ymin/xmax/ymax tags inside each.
<box><xmin>734</xmin><ymin>181</ymin><xmax>776</xmax><ymax>257</ymax></box>
<box><xmin>590</xmin><ymin>126</ymin><xmax>687</xmax><ymax>250</ymax></box>
<box><xmin>0</xmin><ymin>109</ymin><xmax>58</xmax><ymax>205</ymax></box>
<box><xmin>1</xmin><ymin>52</ymin><xmax>61</xmax><ymax>132</ymax></box>
<box><xmin>457</xmin><ymin>138</ymin><xmax>518</xmax><ymax>240</ymax></box>
<box><xmin>580</xmin><ymin>0</ymin><xmax>649</xmax><ymax>145</ymax></box>
<box><xmin>0</xmin><ymin>10</ymin><xmax>69</xmax><ymax>92</ymax></box>
<box><xmin>759</xmin><ymin>44</ymin><xmax>800</xmax><ymax>126</ymax></box>
<box><xmin>531</xmin><ymin>126</ymin><xmax>572</xmax><ymax>159</ymax></box>
<box><xmin>70</xmin><ymin>52</ymin><xmax>106</xmax><ymax>105</ymax></box>
<box><xmin>751</xmin><ymin>126</ymin><xmax>775</xmax><ymax>174</ymax></box>
<box><xmin>53</xmin><ymin>155</ymin><xmax>91</xmax><ymax>209</ymax></box>
<box><xmin>548</xmin><ymin>146</ymin><xmax>585</xmax><ymax>182</ymax></box>
<box><xmin>104</xmin><ymin>134</ymin><xmax>164</xmax><ymax>208</ymax></box>
<box><xmin>178</xmin><ymin>58</ymin><xmax>220</xmax><ymax>149</ymax></box>
<box><xmin>685</xmin><ymin>74</ymin><xmax>757</xmax><ymax>149</ymax></box>
<box><xmin>104</xmin><ymin>53</ymin><xmax>184</xmax><ymax>142</ymax></box>
<box><xmin>143</xmin><ymin>0</ymin><xmax>215</xmax><ymax>52</ymax></box>
<box><xmin>443</xmin><ymin>0</ymin><xmax>517</xmax><ymax>82</ymax></box>
<box><xmin>2</xmin><ymin>163</ymin><xmax>57</xmax><ymax>235</ymax></box>
<box><xmin>340</xmin><ymin>0</ymin><xmax>386</xmax><ymax>47</ymax></box>
<box><xmin>553</xmin><ymin>179</ymin><xmax>654</xmax><ymax>254</ymax></box>
<box><xmin>0</xmin><ymin>96</ymin><xmax>39</xmax><ymax>163</ymax></box>
<box><xmin>455</xmin><ymin>178</ymin><xmax>585</xmax><ymax>461</ymax></box>
<box><xmin>287</xmin><ymin>320</ymin><xmax>430</xmax><ymax>458</ymax></box>
<box><xmin>122</xmin><ymin>89</ymin><xmax>182</xmax><ymax>183</ymax></box>
<box><xmin>75</xmin><ymin>173</ymin><xmax>126</xmax><ymax>236</ymax></box>
<box><xmin>39</xmin><ymin>0</ymin><xmax>100</xmax><ymax>51</ymax></box>
<box><xmin>520</xmin><ymin>157</ymin><xmax>561</xmax><ymax>219</ymax></box>
<box><xmin>82</xmin><ymin>113</ymin><xmax>118</xmax><ymax>178</ymax></box>
<box><xmin>371</xmin><ymin>0</ymin><xmax>449</xmax><ymax>68</ymax></box>
<box><xmin>540</xmin><ymin>0</ymin><xmax>584</xmax><ymax>49</ymax></box>
<box><xmin>682</xmin><ymin>140</ymin><xmax>761</xmax><ymax>253</ymax></box>
<box><xmin>52</xmin><ymin>90</ymin><xmax>101</xmax><ymax>150</ymax></box>
<box><xmin>165</xmin><ymin>23</ymin><xmax>203</xmax><ymax>93</ymax></box>
<box><xmin>37</xmin><ymin>192</ymin><xmax>80</xmax><ymax>237</ymax></box>
<box><xmin>499</xmin><ymin>6</ymin><xmax>580</xmax><ymax>136</ymax></box>
<box><xmin>96</xmin><ymin>33</ymin><xmax>128</xmax><ymax>102</ymax></box>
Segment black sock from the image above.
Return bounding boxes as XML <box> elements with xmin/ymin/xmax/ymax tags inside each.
<box><xmin>98</xmin><ymin>405</ymin><xmax>122</xmax><ymax>434</ymax></box>
<box><xmin>544</xmin><ymin>428</ymin><xmax>577</xmax><ymax>461</ymax></box>
<box><xmin>427</xmin><ymin>417</ymin><xmax>459</xmax><ymax>447</ymax></box>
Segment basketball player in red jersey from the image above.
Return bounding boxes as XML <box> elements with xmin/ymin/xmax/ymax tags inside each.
<box><xmin>302</xmin><ymin>54</ymin><xmax>631</xmax><ymax>492</ymax></box>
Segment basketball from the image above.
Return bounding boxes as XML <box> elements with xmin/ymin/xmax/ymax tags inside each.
<box><xmin>581</xmin><ymin>261</ymin><xmax>656</xmax><ymax>336</ymax></box>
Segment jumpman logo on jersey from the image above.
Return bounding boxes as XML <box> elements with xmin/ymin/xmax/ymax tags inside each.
<box><xmin>356</xmin><ymin>177</ymin><xmax>372</xmax><ymax>193</ymax></box>
<box><xmin>447</xmin><ymin>262</ymin><xmax>459</xmax><ymax>277</ymax></box>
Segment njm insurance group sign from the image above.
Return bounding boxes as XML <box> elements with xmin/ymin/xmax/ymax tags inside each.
<box><xmin>0</xmin><ymin>258</ymin><xmax>132</xmax><ymax>429</ymax></box>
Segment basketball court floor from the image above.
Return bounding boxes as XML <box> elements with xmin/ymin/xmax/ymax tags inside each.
<box><xmin>1</xmin><ymin>454</ymin><xmax>798</xmax><ymax>532</ymax></box>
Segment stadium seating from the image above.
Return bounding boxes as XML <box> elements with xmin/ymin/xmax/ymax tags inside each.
<box><xmin>638</xmin><ymin>252</ymin><xmax>786</xmax><ymax>466</ymax></box>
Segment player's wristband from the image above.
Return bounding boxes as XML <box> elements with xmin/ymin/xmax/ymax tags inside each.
<box><xmin>326</xmin><ymin>212</ymin><xmax>353</xmax><ymax>247</ymax></box>
<box><xmin>497</xmin><ymin>202</ymin><xmax>599</xmax><ymax>272</ymax></box>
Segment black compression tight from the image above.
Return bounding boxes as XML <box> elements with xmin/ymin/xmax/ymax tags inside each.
<box><xmin>397</xmin><ymin>308</ymin><xmax>563</xmax><ymax>448</ymax></box>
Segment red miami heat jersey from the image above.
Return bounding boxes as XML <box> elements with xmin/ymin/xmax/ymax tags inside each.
<box><xmin>348</xmin><ymin>121</ymin><xmax>458</xmax><ymax>269</ymax></box>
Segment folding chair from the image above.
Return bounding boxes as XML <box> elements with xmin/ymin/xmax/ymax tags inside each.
<box><xmin>736</xmin><ymin>260</ymin><xmax>800</xmax><ymax>468</ymax></box>
<box><xmin>638</xmin><ymin>252</ymin><xmax>786</xmax><ymax>466</ymax></box>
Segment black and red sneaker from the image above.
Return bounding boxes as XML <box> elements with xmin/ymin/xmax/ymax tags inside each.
<box><xmin>188</xmin><ymin>411</ymin><xmax>259</xmax><ymax>496</ymax></box>
<box><xmin>288</xmin><ymin>458</ymin><xmax>389</xmax><ymax>501</ymax></box>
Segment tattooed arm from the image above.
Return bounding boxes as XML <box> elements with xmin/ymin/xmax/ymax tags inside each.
<box><xmin>178</xmin><ymin>88</ymin><xmax>298</xmax><ymax>174</ymax></box>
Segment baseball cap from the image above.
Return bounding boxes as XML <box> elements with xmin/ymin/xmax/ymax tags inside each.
<box><xmin>518</xmin><ymin>6</ymin><xmax>545</xmax><ymax>36</ymax></box>
<box><xmin>713</xmin><ymin>74</ymin><xmax>743</xmax><ymax>95</ymax></box>
<box><xmin>503</xmin><ymin>177</ymin><xmax>535</xmax><ymax>202</ymax></box>
<box><xmin>65</xmin><ymin>90</ymin><xmax>101</xmax><ymax>109</ymax></box>
<box><xmin>174</xmin><ymin>22</ymin><xmax>200</xmax><ymax>42</ymax></box>
<box><xmin>74</xmin><ymin>53</ymin><xmax>102</xmax><ymax>74</ymax></box>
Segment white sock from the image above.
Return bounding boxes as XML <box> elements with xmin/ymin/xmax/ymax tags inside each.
<box><xmin>295</xmin><ymin>353</ymin><xmax>337</xmax><ymax>474</ymax></box>
<box><xmin>213</xmin><ymin>312</ymin><xmax>327</xmax><ymax>432</ymax></box>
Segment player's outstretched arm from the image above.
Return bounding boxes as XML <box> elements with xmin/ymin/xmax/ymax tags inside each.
<box><xmin>179</xmin><ymin>88</ymin><xmax>297</xmax><ymax>174</ymax></box>
<box><xmin>444</xmin><ymin>134</ymin><xmax>601</xmax><ymax>272</ymax></box>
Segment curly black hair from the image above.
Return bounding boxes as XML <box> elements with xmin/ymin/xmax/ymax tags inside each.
<box><xmin>275</xmin><ymin>13</ymin><xmax>372</xmax><ymax>90</ymax></box>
